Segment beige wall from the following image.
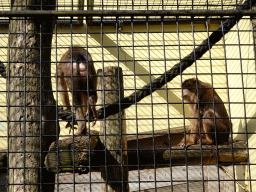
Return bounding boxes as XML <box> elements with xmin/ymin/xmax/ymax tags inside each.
<box><xmin>226</xmin><ymin>17</ymin><xmax>256</xmax><ymax>191</ymax></box>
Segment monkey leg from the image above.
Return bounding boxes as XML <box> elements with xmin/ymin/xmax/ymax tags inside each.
<box><xmin>201</xmin><ymin>110</ymin><xmax>215</xmax><ymax>145</ymax></box>
<box><xmin>179</xmin><ymin>121</ymin><xmax>199</xmax><ymax>148</ymax></box>
<box><xmin>75</xmin><ymin>106</ymin><xmax>86</xmax><ymax>135</ymax></box>
<box><xmin>57</xmin><ymin>74</ymin><xmax>71</xmax><ymax>111</ymax></box>
<box><xmin>179</xmin><ymin>129</ymin><xmax>191</xmax><ymax>148</ymax></box>
<box><xmin>202</xmin><ymin>110</ymin><xmax>230</xmax><ymax>144</ymax></box>
<box><xmin>86</xmin><ymin>80</ymin><xmax>98</xmax><ymax>126</ymax></box>
<box><xmin>215</xmin><ymin>123</ymin><xmax>230</xmax><ymax>144</ymax></box>
<box><xmin>86</xmin><ymin>95</ymin><xmax>98</xmax><ymax>126</ymax></box>
<box><xmin>73</xmin><ymin>90</ymin><xmax>87</xmax><ymax>135</ymax></box>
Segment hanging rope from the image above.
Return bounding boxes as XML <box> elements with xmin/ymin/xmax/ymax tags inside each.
<box><xmin>59</xmin><ymin>0</ymin><xmax>256</xmax><ymax>122</ymax></box>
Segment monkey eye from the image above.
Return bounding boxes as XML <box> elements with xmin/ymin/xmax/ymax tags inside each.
<box><xmin>186</xmin><ymin>86</ymin><xmax>198</xmax><ymax>91</ymax></box>
<box><xmin>185</xmin><ymin>84</ymin><xmax>192</xmax><ymax>89</ymax></box>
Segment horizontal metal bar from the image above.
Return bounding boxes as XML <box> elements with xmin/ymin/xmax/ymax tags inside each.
<box><xmin>0</xmin><ymin>9</ymin><xmax>256</xmax><ymax>17</ymax></box>
<box><xmin>90</xmin><ymin>18</ymin><xmax>223</xmax><ymax>25</ymax></box>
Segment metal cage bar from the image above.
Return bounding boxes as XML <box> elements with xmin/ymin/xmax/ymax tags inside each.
<box><xmin>1</xmin><ymin>0</ymin><xmax>256</xmax><ymax>191</ymax></box>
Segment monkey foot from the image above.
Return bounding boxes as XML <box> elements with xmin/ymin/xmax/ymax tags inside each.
<box><xmin>197</xmin><ymin>139</ymin><xmax>214</xmax><ymax>145</ymax></box>
<box><xmin>179</xmin><ymin>143</ymin><xmax>192</xmax><ymax>148</ymax></box>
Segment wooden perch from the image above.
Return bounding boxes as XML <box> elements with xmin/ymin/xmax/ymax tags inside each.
<box><xmin>0</xmin><ymin>133</ymin><xmax>248</xmax><ymax>172</ymax></box>
<box><xmin>0</xmin><ymin>125</ymin><xmax>248</xmax><ymax>172</ymax></box>
<box><xmin>45</xmin><ymin>130</ymin><xmax>99</xmax><ymax>173</ymax></box>
<box><xmin>163</xmin><ymin>140</ymin><xmax>248</xmax><ymax>165</ymax></box>
<box><xmin>43</xmin><ymin>131</ymin><xmax>248</xmax><ymax>173</ymax></box>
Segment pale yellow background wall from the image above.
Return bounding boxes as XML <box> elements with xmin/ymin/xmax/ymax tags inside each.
<box><xmin>225</xmin><ymin>17</ymin><xmax>256</xmax><ymax>191</ymax></box>
<box><xmin>0</xmin><ymin>34</ymin><xmax>8</xmax><ymax>150</ymax></box>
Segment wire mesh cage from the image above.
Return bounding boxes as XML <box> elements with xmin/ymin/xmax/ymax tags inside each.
<box><xmin>0</xmin><ymin>0</ymin><xmax>255</xmax><ymax>191</ymax></box>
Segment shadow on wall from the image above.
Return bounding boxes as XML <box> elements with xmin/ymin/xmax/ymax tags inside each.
<box><xmin>234</xmin><ymin>111</ymin><xmax>256</xmax><ymax>141</ymax></box>
<box><xmin>246</xmin><ymin>112</ymin><xmax>256</xmax><ymax>141</ymax></box>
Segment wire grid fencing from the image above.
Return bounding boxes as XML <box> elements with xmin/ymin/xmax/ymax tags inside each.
<box><xmin>0</xmin><ymin>0</ymin><xmax>255</xmax><ymax>191</ymax></box>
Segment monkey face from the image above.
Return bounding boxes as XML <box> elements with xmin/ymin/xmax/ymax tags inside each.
<box><xmin>182</xmin><ymin>78</ymin><xmax>199</xmax><ymax>98</ymax></box>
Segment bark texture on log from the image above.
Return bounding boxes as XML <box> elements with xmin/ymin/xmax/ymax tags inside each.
<box><xmin>163</xmin><ymin>140</ymin><xmax>248</xmax><ymax>165</ymax></box>
<box><xmin>98</xmin><ymin>67</ymin><xmax>129</xmax><ymax>192</ymax></box>
<box><xmin>45</xmin><ymin>131</ymin><xmax>99</xmax><ymax>173</ymax></box>
<box><xmin>43</xmin><ymin>138</ymin><xmax>247</xmax><ymax>172</ymax></box>
<box><xmin>8</xmin><ymin>0</ymin><xmax>57</xmax><ymax>191</ymax></box>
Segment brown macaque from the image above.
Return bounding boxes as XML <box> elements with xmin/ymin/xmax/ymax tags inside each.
<box><xmin>57</xmin><ymin>46</ymin><xmax>98</xmax><ymax>135</ymax></box>
<box><xmin>180</xmin><ymin>78</ymin><xmax>230</xmax><ymax>148</ymax></box>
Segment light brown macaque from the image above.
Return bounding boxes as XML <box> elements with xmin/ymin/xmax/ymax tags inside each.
<box><xmin>57</xmin><ymin>46</ymin><xmax>98</xmax><ymax>135</ymax></box>
<box><xmin>180</xmin><ymin>78</ymin><xmax>230</xmax><ymax>148</ymax></box>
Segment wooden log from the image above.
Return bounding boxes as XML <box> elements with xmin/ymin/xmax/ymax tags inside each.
<box><xmin>163</xmin><ymin>140</ymin><xmax>248</xmax><ymax>165</ymax></box>
<box><xmin>45</xmin><ymin>130</ymin><xmax>99</xmax><ymax>173</ymax></box>
<box><xmin>8</xmin><ymin>1</ymin><xmax>57</xmax><ymax>190</ymax></box>
<box><xmin>1</xmin><ymin>136</ymin><xmax>248</xmax><ymax>172</ymax></box>
<box><xmin>97</xmin><ymin>67</ymin><xmax>129</xmax><ymax>192</ymax></box>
